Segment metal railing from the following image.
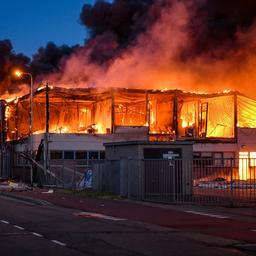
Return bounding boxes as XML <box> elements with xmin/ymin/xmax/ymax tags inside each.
<box><xmin>92</xmin><ymin>158</ymin><xmax>256</xmax><ymax>207</ymax></box>
<box><xmin>10</xmin><ymin>156</ymin><xmax>256</xmax><ymax>206</ymax></box>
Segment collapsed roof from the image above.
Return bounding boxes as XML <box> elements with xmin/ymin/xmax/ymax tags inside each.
<box><xmin>4</xmin><ymin>86</ymin><xmax>256</xmax><ymax>141</ymax></box>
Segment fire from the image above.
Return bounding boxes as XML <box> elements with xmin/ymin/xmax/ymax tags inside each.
<box><xmin>181</xmin><ymin>116</ymin><xmax>193</xmax><ymax>128</ymax></box>
<box><xmin>5</xmin><ymin>106</ymin><xmax>10</xmax><ymax>120</ymax></box>
<box><xmin>50</xmin><ymin>126</ymin><xmax>70</xmax><ymax>133</ymax></box>
<box><xmin>37</xmin><ymin>85</ymin><xmax>46</xmax><ymax>91</ymax></box>
<box><xmin>94</xmin><ymin>123</ymin><xmax>103</xmax><ymax>133</ymax></box>
<box><xmin>239</xmin><ymin>152</ymin><xmax>256</xmax><ymax>180</ymax></box>
<box><xmin>4</xmin><ymin>86</ymin><xmax>256</xmax><ymax>142</ymax></box>
<box><xmin>37</xmin><ymin>85</ymin><xmax>54</xmax><ymax>91</ymax></box>
<box><xmin>33</xmin><ymin>130</ymin><xmax>44</xmax><ymax>135</ymax></box>
<box><xmin>6</xmin><ymin>98</ymin><xmax>16</xmax><ymax>103</ymax></box>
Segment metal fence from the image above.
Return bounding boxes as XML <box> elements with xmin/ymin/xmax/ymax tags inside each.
<box><xmin>37</xmin><ymin>162</ymin><xmax>92</xmax><ymax>190</ymax></box>
<box><xmin>10</xmin><ymin>153</ymin><xmax>90</xmax><ymax>189</ymax></box>
<box><xmin>10</xmin><ymin>156</ymin><xmax>256</xmax><ymax>207</ymax></box>
<box><xmin>92</xmin><ymin>158</ymin><xmax>256</xmax><ymax>207</ymax></box>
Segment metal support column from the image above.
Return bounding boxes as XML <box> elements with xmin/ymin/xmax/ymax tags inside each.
<box><xmin>44</xmin><ymin>83</ymin><xmax>50</xmax><ymax>179</ymax></box>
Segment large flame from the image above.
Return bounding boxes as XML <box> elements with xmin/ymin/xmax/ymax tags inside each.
<box><xmin>239</xmin><ymin>152</ymin><xmax>256</xmax><ymax>180</ymax></box>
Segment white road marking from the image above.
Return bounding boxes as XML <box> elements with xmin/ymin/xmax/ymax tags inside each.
<box><xmin>32</xmin><ymin>232</ymin><xmax>43</xmax><ymax>237</ymax></box>
<box><xmin>0</xmin><ymin>220</ymin><xmax>10</xmax><ymax>224</ymax></box>
<box><xmin>51</xmin><ymin>240</ymin><xmax>66</xmax><ymax>246</ymax></box>
<box><xmin>14</xmin><ymin>225</ymin><xmax>24</xmax><ymax>230</ymax></box>
<box><xmin>185</xmin><ymin>210</ymin><xmax>229</xmax><ymax>219</ymax></box>
<box><xmin>74</xmin><ymin>211</ymin><xmax>126</xmax><ymax>221</ymax></box>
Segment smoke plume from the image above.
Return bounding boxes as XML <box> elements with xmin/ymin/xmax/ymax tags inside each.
<box><xmin>44</xmin><ymin>0</ymin><xmax>256</xmax><ymax>97</ymax></box>
<box><xmin>0</xmin><ymin>40</ymin><xmax>30</xmax><ymax>97</ymax></box>
<box><xmin>2</xmin><ymin>0</ymin><xmax>256</xmax><ymax>98</ymax></box>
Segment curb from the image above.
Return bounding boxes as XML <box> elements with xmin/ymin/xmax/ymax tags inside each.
<box><xmin>0</xmin><ymin>192</ymin><xmax>52</xmax><ymax>206</ymax></box>
<box><xmin>234</xmin><ymin>243</ymin><xmax>256</xmax><ymax>252</ymax></box>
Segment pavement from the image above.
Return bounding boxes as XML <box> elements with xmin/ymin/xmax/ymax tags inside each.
<box><xmin>1</xmin><ymin>194</ymin><xmax>252</xmax><ymax>256</ymax></box>
<box><xmin>1</xmin><ymin>188</ymin><xmax>256</xmax><ymax>254</ymax></box>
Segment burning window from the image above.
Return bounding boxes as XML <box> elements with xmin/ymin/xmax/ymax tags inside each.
<box><xmin>178</xmin><ymin>100</ymin><xmax>197</xmax><ymax>137</ymax></box>
<box><xmin>239</xmin><ymin>151</ymin><xmax>256</xmax><ymax>180</ymax></box>
<box><xmin>114</xmin><ymin>92</ymin><xmax>146</xmax><ymax>127</ymax></box>
<box><xmin>203</xmin><ymin>95</ymin><xmax>235</xmax><ymax>138</ymax></box>
<box><xmin>148</xmin><ymin>94</ymin><xmax>174</xmax><ymax>134</ymax></box>
<box><xmin>237</xmin><ymin>95</ymin><xmax>256</xmax><ymax>128</ymax></box>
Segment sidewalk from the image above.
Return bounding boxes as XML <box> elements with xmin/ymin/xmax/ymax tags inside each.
<box><xmin>6</xmin><ymin>188</ymin><xmax>256</xmax><ymax>218</ymax></box>
<box><xmin>1</xmin><ymin>188</ymin><xmax>256</xmax><ymax>245</ymax></box>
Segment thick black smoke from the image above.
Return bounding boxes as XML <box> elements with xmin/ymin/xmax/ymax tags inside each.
<box><xmin>30</xmin><ymin>42</ymin><xmax>77</xmax><ymax>79</ymax></box>
<box><xmin>2</xmin><ymin>0</ymin><xmax>256</xmax><ymax>96</ymax></box>
<box><xmin>0</xmin><ymin>40</ymin><xmax>76</xmax><ymax>96</ymax></box>
<box><xmin>0</xmin><ymin>39</ymin><xmax>30</xmax><ymax>95</ymax></box>
<box><xmin>80</xmin><ymin>0</ymin><xmax>154</xmax><ymax>43</ymax></box>
<box><xmin>79</xmin><ymin>0</ymin><xmax>155</xmax><ymax>63</ymax></box>
<box><xmin>80</xmin><ymin>0</ymin><xmax>256</xmax><ymax>62</ymax></box>
<box><xmin>192</xmin><ymin>0</ymin><xmax>256</xmax><ymax>54</ymax></box>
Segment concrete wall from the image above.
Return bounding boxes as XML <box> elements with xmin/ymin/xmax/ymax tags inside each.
<box><xmin>17</xmin><ymin>131</ymin><xmax>148</xmax><ymax>153</ymax></box>
<box><xmin>94</xmin><ymin>142</ymin><xmax>194</xmax><ymax>199</ymax></box>
<box><xmin>105</xmin><ymin>141</ymin><xmax>194</xmax><ymax>160</ymax></box>
<box><xmin>193</xmin><ymin>143</ymin><xmax>237</xmax><ymax>153</ymax></box>
<box><xmin>105</xmin><ymin>144</ymin><xmax>140</xmax><ymax>159</ymax></box>
<box><xmin>237</xmin><ymin>128</ymin><xmax>256</xmax><ymax>152</ymax></box>
<box><xmin>193</xmin><ymin>128</ymin><xmax>256</xmax><ymax>157</ymax></box>
<box><xmin>13</xmin><ymin>128</ymin><xmax>256</xmax><ymax>156</ymax></box>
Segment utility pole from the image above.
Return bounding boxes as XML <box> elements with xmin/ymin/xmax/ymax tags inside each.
<box><xmin>0</xmin><ymin>101</ymin><xmax>5</xmax><ymax>177</ymax></box>
<box><xmin>44</xmin><ymin>83</ymin><xmax>50</xmax><ymax>179</ymax></box>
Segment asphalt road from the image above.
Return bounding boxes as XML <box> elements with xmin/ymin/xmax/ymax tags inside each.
<box><xmin>9</xmin><ymin>189</ymin><xmax>256</xmax><ymax>244</ymax></box>
<box><xmin>0</xmin><ymin>195</ymin><xmax>254</xmax><ymax>256</ymax></box>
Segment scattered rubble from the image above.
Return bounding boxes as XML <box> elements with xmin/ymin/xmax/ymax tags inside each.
<box><xmin>0</xmin><ymin>179</ymin><xmax>30</xmax><ymax>191</ymax></box>
<box><xmin>195</xmin><ymin>180</ymin><xmax>256</xmax><ymax>189</ymax></box>
<box><xmin>42</xmin><ymin>189</ymin><xmax>54</xmax><ymax>194</ymax></box>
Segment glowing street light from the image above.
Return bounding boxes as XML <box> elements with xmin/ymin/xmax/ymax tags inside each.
<box><xmin>14</xmin><ymin>70</ymin><xmax>34</xmax><ymax>186</ymax></box>
<box><xmin>14</xmin><ymin>70</ymin><xmax>22</xmax><ymax>78</ymax></box>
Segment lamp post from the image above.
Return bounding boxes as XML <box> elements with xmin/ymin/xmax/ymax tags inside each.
<box><xmin>14</xmin><ymin>70</ymin><xmax>34</xmax><ymax>186</ymax></box>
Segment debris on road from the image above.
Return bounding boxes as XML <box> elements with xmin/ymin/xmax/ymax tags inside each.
<box><xmin>42</xmin><ymin>189</ymin><xmax>54</xmax><ymax>194</ymax></box>
<box><xmin>0</xmin><ymin>179</ymin><xmax>30</xmax><ymax>191</ymax></box>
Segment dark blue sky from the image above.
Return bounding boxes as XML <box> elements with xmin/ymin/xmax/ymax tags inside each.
<box><xmin>0</xmin><ymin>0</ymin><xmax>95</xmax><ymax>57</ymax></box>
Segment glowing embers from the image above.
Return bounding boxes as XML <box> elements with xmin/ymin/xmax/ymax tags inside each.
<box><xmin>51</xmin><ymin>126</ymin><xmax>70</xmax><ymax>133</ymax></box>
<box><xmin>239</xmin><ymin>152</ymin><xmax>256</xmax><ymax>180</ymax></box>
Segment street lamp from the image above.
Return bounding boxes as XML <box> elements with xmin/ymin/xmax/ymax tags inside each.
<box><xmin>14</xmin><ymin>70</ymin><xmax>34</xmax><ymax>186</ymax></box>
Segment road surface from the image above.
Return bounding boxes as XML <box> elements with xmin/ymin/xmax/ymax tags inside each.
<box><xmin>0</xmin><ymin>194</ymin><xmax>255</xmax><ymax>256</ymax></box>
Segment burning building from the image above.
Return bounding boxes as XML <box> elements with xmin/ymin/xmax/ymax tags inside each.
<box><xmin>1</xmin><ymin>85</ymin><xmax>256</xmax><ymax>182</ymax></box>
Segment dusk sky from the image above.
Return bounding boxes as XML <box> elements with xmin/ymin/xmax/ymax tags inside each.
<box><xmin>0</xmin><ymin>0</ymin><xmax>95</xmax><ymax>57</ymax></box>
